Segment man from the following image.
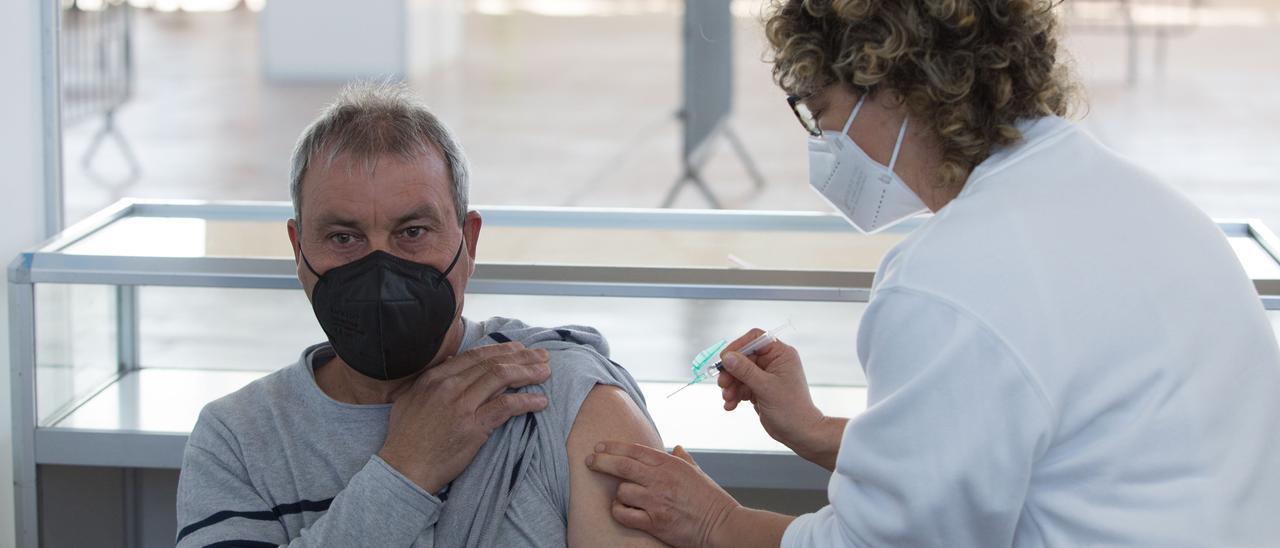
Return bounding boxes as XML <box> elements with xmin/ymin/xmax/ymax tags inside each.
<box><xmin>176</xmin><ymin>82</ymin><xmax>666</xmax><ymax>547</ymax></box>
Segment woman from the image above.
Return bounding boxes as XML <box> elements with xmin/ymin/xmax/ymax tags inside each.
<box><xmin>586</xmin><ymin>0</ymin><xmax>1280</xmax><ymax>546</ymax></box>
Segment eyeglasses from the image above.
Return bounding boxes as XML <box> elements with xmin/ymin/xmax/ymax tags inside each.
<box><xmin>787</xmin><ymin>94</ymin><xmax>822</xmax><ymax>137</ymax></box>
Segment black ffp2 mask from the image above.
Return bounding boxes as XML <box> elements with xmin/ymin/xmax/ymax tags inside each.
<box><xmin>301</xmin><ymin>242</ymin><xmax>464</xmax><ymax>381</ymax></box>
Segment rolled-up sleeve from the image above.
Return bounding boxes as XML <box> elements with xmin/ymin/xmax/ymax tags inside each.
<box><xmin>784</xmin><ymin>287</ymin><xmax>1055</xmax><ymax>548</ymax></box>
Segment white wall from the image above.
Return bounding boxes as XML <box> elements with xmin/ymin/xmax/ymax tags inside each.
<box><xmin>0</xmin><ymin>0</ymin><xmax>53</xmax><ymax>545</ymax></box>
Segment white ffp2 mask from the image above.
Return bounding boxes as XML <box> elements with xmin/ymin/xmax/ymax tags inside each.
<box><xmin>808</xmin><ymin>96</ymin><xmax>927</xmax><ymax>234</ymax></box>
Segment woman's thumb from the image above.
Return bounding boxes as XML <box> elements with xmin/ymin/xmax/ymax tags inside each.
<box><xmin>720</xmin><ymin>352</ymin><xmax>766</xmax><ymax>390</ymax></box>
<box><xmin>673</xmin><ymin>445</ymin><xmax>698</xmax><ymax>466</ymax></box>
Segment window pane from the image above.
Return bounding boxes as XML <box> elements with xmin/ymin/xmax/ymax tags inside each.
<box><xmin>134</xmin><ymin>284</ymin><xmax>868</xmax><ymax>386</ymax></box>
<box><xmin>35</xmin><ymin>284</ymin><xmax>119</xmax><ymax>426</ymax></box>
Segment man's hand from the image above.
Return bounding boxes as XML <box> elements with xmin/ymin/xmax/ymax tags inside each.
<box><xmin>717</xmin><ymin>329</ymin><xmax>846</xmax><ymax>471</ymax></box>
<box><xmin>378</xmin><ymin>342</ymin><xmax>551</xmax><ymax>493</ymax></box>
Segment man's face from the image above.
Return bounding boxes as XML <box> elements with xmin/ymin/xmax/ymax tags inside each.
<box><xmin>287</xmin><ymin>149</ymin><xmax>481</xmax><ymax>344</ymax></box>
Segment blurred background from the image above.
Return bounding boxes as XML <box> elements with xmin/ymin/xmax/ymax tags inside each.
<box><xmin>58</xmin><ymin>0</ymin><xmax>1280</xmax><ymax>226</ymax></box>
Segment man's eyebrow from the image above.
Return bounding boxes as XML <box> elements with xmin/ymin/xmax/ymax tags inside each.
<box><xmin>391</xmin><ymin>206</ymin><xmax>444</xmax><ymax>228</ymax></box>
<box><xmin>311</xmin><ymin>213</ymin><xmax>362</xmax><ymax>230</ymax></box>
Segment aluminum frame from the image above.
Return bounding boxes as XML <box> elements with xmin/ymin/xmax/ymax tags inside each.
<box><xmin>9</xmin><ymin>281</ymin><xmax>38</xmax><ymax>548</ymax></box>
<box><xmin>10</xmin><ymin>200</ymin><xmax>1280</xmax><ymax>548</ymax></box>
<box><xmin>41</xmin><ymin>0</ymin><xmax>64</xmax><ymax>236</ymax></box>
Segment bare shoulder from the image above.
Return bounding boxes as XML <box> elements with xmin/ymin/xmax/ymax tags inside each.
<box><xmin>566</xmin><ymin>385</ymin><xmax>666</xmax><ymax>547</ymax></box>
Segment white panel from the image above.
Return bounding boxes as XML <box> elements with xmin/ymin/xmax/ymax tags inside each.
<box><xmin>0</xmin><ymin>0</ymin><xmax>52</xmax><ymax>544</ymax></box>
<box><xmin>262</xmin><ymin>0</ymin><xmax>407</xmax><ymax>81</ymax></box>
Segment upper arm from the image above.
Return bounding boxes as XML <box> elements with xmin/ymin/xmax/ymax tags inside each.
<box><xmin>566</xmin><ymin>384</ymin><xmax>667</xmax><ymax>548</ymax></box>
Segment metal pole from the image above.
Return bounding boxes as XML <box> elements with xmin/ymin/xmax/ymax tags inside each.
<box><xmin>42</xmin><ymin>0</ymin><xmax>65</xmax><ymax>235</ymax></box>
<box><xmin>122</xmin><ymin>468</ymin><xmax>140</xmax><ymax>547</ymax></box>
<box><xmin>118</xmin><ymin>284</ymin><xmax>139</xmax><ymax>371</ymax></box>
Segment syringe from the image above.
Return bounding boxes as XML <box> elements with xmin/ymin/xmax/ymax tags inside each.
<box><xmin>707</xmin><ymin>321</ymin><xmax>794</xmax><ymax>377</ymax></box>
<box><xmin>667</xmin><ymin>321</ymin><xmax>794</xmax><ymax>398</ymax></box>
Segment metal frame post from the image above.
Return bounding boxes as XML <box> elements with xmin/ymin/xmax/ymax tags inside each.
<box><xmin>41</xmin><ymin>0</ymin><xmax>64</xmax><ymax>236</ymax></box>
<box><xmin>10</xmin><ymin>276</ymin><xmax>40</xmax><ymax>548</ymax></box>
<box><xmin>118</xmin><ymin>284</ymin><xmax>139</xmax><ymax>372</ymax></box>
<box><xmin>118</xmin><ymin>283</ymin><xmax>140</xmax><ymax>547</ymax></box>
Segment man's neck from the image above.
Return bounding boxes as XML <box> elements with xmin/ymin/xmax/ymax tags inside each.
<box><xmin>314</xmin><ymin>318</ymin><xmax>467</xmax><ymax>405</ymax></box>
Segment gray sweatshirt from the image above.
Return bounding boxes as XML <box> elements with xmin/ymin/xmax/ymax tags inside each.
<box><xmin>176</xmin><ymin>317</ymin><xmax>654</xmax><ymax>548</ymax></box>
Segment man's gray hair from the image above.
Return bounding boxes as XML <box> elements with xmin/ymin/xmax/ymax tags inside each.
<box><xmin>289</xmin><ymin>81</ymin><xmax>470</xmax><ymax>225</ymax></box>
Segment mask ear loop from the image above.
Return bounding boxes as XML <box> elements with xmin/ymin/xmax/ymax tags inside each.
<box><xmin>295</xmin><ymin>221</ymin><xmax>324</xmax><ymax>279</ymax></box>
<box><xmin>439</xmin><ymin>237</ymin><xmax>465</xmax><ymax>279</ymax></box>
<box><xmin>886</xmin><ymin>115</ymin><xmax>909</xmax><ymax>175</ymax></box>
<box><xmin>841</xmin><ymin>95</ymin><xmax>866</xmax><ymax>137</ymax></box>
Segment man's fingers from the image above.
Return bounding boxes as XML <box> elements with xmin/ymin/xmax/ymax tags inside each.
<box><xmin>724</xmin><ymin>328</ymin><xmax>765</xmax><ymax>354</ymax></box>
<box><xmin>425</xmin><ymin>341</ymin><xmax>525</xmax><ymax>380</ymax></box>
<box><xmin>611</xmin><ymin>501</ymin><xmax>655</xmax><ymax>532</ymax></box>
<box><xmin>593</xmin><ymin>441</ymin><xmax>670</xmax><ymax>466</ymax></box>
<box><xmin>476</xmin><ymin>392</ymin><xmax>547</xmax><ymax>430</ymax></box>
<box><xmin>586</xmin><ymin>452</ymin><xmax>654</xmax><ymax>486</ymax></box>
<box><xmin>459</xmin><ymin>352</ymin><xmax>551</xmax><ymax>408</ymax></box>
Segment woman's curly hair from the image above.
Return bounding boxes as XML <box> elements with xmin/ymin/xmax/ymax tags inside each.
<box><xmin>765</xmin><ymin>0</ymin><xmax>1079</xmax><ymax>187</ymax></box>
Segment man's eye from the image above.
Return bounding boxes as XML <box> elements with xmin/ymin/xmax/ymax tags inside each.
<box><xmin>402</xmin><ymin>227</ymin><xmax>427</xmax><ymax>239</ymax></box>
<box><xmin>330</xmin><ymin>233</ymin><xmax>355</xmax><ymax>245</ymax></box>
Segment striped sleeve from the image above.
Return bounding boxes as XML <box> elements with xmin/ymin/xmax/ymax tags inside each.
<box><xmin>176</xmin><ymin>411</ymin><xmax>441</xmax><ymax>547</ymax></box>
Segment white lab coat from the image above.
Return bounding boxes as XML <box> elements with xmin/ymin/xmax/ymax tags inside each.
<box><xmin>783</xmin><ymin>117</ymin><xmax>1280</xmax><ymax>547</ymax></box>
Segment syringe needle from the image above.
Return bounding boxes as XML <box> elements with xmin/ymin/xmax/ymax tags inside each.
<box><xmin>666</xmin><ymin>381</ymin><xmax>697</xmax><ymax>398</ymax></box>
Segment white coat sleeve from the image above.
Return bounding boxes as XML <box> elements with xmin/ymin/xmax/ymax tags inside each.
<box><xmin>783</xmin><ymin>286</ymin><xmax>1055</xmax><ymax>548</ymax></box>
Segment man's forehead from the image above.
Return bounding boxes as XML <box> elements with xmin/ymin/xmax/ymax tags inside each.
<box><xmin>301</xmin><ymin>151</ymin><xmax>455</xmax><ymax>224</ymax></box>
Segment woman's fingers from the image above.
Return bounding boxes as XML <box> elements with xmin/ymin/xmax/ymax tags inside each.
<box><xmin>717</xmin><ymin>370</ymin><xmax>735</xmax><ymax>388</ymax></box>
<box><xmin>592</xmin><ymin>441</ymin><xmax>742</xmax><ymax>548</ymax></box>
<box><xmin>587</xmin><ymin>453</ymin><xmax>652</xmax><ymax>486</ymax></box>
<box><xmin>611</xmin><ymin>500</ymin><xmax>655</xmax><ymax>532</ymax></box>
<box><xmin>616</xmin><ymin>481</ymin><xmax>650</xmax><ymax>508</ymax></box>
<box><xmin>587</xmin><ymin>441</ymin><xmax>675</xmax><ymax>488</ymax></box>
<box><xmin>719</xmin><ymin>351</ymin><xmax>771</xmax><ymax>393</ymax></box>
<box><xmin>672</xmin><ymin>445</ymin><xmax>698</xmax><ymax>467</ymax></box>
<box><xmin>724</xmin><ymin>328</ymin><xmax>765</xmax><ymax>353</ymax></box>
<box><xmin>595</xmin><ymin>441</ymin><xmax>670</xmax><ymax>466</ymax></box>
<box><xmin>721</xmin><ymin>383</ymin><xmax>753</xmax><ymax>411</ymax></box>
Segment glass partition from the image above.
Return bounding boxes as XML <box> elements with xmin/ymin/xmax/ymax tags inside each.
<box><xmin>35</xmin><ymin>283</ymin><xmax>118</xmax><ymax>426</ymax></box>
<box><xmin>132</xmin><ymin>286</ymin><xmax>867</xmax><ymax>385</ymax></box>
<box><xmin>137</xmin><ymin>286</ymin><xmax>321</xmax><ymax>371</ymax></box>
<box><xmin>61</xmin><ymin>214</ymin><xmax>906</xmax><ymax>271</ymax></box>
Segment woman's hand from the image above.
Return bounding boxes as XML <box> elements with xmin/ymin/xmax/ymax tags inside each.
<box><xmin>717</xmin><ymin>330</ymin><xmax>846</xmax><ymax>471</ymax></box>
<box><xmin>585</xmin><ymin>443</ymin><xmax>738</xmax><ymax>548</ymax></box>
